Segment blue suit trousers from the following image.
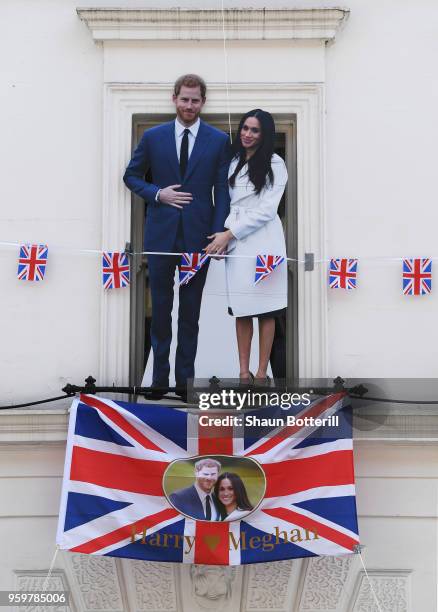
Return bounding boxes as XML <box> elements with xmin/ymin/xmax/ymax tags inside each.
<box><xmin>148</xmin><ymin>223</ymin><xmax>209</xmax><ymax>387</ymax></box>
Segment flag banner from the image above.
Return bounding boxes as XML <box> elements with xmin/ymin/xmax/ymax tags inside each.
<box><xmin>329</xmin><ymin>259</ymin><xmax>358</xmax><ymax>290</ymax></box>
<box><xmin>254</xmin><ymin>254</ymin><xmax>285</xmax><ymax>285</ymax></box>
<box><xmin>102</xmin><ymin>252</ymin><xmax>130</xmax><ymax>290</ymax></box>
<box><xmin>402</xmin><ymin>258</ymin><xmax>432</xmax><ymax>295</ymax></box>
<box><xmin>17</xmin><ymin>244</ymin><xmax>48</xmax><ymax>281</ymax></box>
<box><xmin>179</xmin><ymin>253</ymin><xmax>209</xmax><ymax>286</ymax></box>
<box><xmin>56</xmin><ymin>393</ymin><xmax>359</xmax><ymax>565</ymax></box>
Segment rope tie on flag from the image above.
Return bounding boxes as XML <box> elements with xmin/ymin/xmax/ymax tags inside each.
<box><xmin>41</xmin><ymin>545</ymin><xmax>60</xmax><ymax>592</ymax></box>
<box><xmin>356</xmin><ymin>547</ymin><xmax>384</xmax><ymax>612</ymax></box>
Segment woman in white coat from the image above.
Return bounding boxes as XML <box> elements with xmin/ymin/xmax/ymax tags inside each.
<box><xmin>205</xmin><ymin>109</ymin><xmax>288</xmax><ymax>382</ymax></box>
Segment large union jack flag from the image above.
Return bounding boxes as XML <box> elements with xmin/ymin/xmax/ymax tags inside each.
<box><xmin>56</xmin><ymin>394</ymin><xmax>359</xmax><ymax>565</ymax></box>
<box><xmin>17</xmin><ymin>244</ymin><xmax>48</xmax><ymax>281</ymax></box>
<box><xmin>402</xmin><ymin>258</ymin><xmax>432</xmax><ymax>295</ymax></box>
<box><xmin>255</xmin><ymin>254</ymin><xmax>285</xmax><ymax>285</ymax></box>
<box><xmin>102</xmin><ymin>252</ymin><xmax>130</xmax><ymax>290</ymax></box>
<box><xmin>179</xmin><ymin>253</ymin><xmax>209</xmax><ymax>286</ymax></box>
<box><xmin>329</xmin><ymin>259</ymin><xmax>358</xmax><ymax>290</ymax></box>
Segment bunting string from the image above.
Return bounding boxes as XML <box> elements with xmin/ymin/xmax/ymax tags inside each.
<box><xmin>2</xmin><ymin>240</ymin><xmax>438</xmax><ymax>296</ymax></box>
<box><xmin>2</xmin><ymin>239</ymin><xmax>438</xmax><ymax>263</ymax></box>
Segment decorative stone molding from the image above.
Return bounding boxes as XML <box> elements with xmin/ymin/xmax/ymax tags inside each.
<box><xmin>0</xmin><ymin>408</ymin><xmax>69</xmax><ymax>442</ymax></box>
<box><xmin>1</xmin><ymin>408</ymin><xmax>438</xmax><ymax>442</ymax></box>
<box><xmin>77</xmin><ymin>8</ymin><xmax>349</xmax><ymax>42</ymax></box>
<box><xmin>244</xmin><ymin>560</ymin><xmax>295</xmax><ymax>610</ymax></box>
<box><xmin>298</xmin><ymin>555</ymin><xmax>353</xmax><ymax>611</ymax></box>
<box><xmin>350</xmin><ymin>570</ymin><xmax>411</xmax><ymax>612</ymax></box>
<box><xmin>180</xmin><ymin>565</ymin><xmax>241</xmax><ymax>612</ymax></box>
<box><xmin>14</xmin><ymin>571</ymin><xmax>70</xmax><ymax>612</ymax></box>
<box><xmin>353</xmin><ymin>410</ymin><xmax>438</xmax><ymax>440</ymax></box>
<box><xmin>69</xmin><ymin>554</ymin><xmax>125</xmax><ymax>612</ymax></box>
<box><xmin>123</xmin><ymin>560</ymin><xmax>178</xmax><ymax>611</ymax></box>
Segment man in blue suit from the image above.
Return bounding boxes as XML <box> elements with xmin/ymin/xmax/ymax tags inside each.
<box><xmin>124</xmin><ymin>75</ymin><xmax>231</xmax><ymax>397</ymax></box>
<box><xmin>169</xmin><ymin>458</ymin><xmax>221</xmax><ymax>521</ymax></box>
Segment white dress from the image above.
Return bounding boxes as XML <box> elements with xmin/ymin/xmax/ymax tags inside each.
<box><xmin>224</xmin><ymin>154</ymin><xmax>288</xmax><ymax>317</ymax></box>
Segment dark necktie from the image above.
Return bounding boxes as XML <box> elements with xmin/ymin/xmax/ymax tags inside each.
<box><xmin>179</xmin><ymin>128</ymin><xmax>190</xmax><ymax>179</ymax></box>
<box><xmin>205</xmin><ymin>494</ymin><xmax>212</xmax><ymax>520</ymax></box>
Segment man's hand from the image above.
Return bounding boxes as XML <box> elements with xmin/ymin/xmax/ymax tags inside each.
<box><xmin>158</xmin><ymin>185</ymin><xmax>192</xmax><ymax>209</ymax></box>
<box><xmin>204</xmin><ymin>230</ymin><xmax>234</xmax><ymax>257</ymax></box>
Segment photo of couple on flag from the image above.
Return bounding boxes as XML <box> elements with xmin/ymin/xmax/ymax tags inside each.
<box><xmin>164</xmin><ymin>456</ymin><xmax>265</xmax><ymax>522</ymax></box>
<box><xmin>123</xmin><ymin>73</ymin><xmax>288</xmax><ymax>399</ymax></box>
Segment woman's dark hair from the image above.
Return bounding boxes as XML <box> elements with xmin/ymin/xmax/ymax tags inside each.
<box><xmin>214</xmin><ymin>472</ymin><xmax>254</xmax><ymax>520</ymax></box>
<box><xmin>229</xmin><ymin>109</ymin><xmax>275</xmax><ymax>195</ymax></box>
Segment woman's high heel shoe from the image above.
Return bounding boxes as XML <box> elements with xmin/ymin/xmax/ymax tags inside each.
<box><xmin>253</xmin><ymin>375</ymin><xmax>271</xmax><ymax>388</ymax></box>
<box><xmin>239</xmin><ymin>371</ymin><xmax>254</xmax><ymax>386</ymax></box>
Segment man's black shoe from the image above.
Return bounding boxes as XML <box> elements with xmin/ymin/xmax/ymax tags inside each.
<box><xmin>147</xmin><ymin>386</ymin><xmax>169</xmax><ymax>401</ymax></box>
<box><xmin>175</xmin><ymin>388</ymin><xmax>188</xmax><ymax>403</ymax></box>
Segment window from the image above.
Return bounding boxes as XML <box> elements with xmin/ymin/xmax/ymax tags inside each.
<box><xmin>128</xmin><ymin>114</ymin><xmax>297</xmax><ymax>385</ymax></box>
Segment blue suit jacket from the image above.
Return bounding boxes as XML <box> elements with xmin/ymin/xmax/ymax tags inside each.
<box><xmin>123</xmin><ymin>120</ymin><xmax>231</xmax><ymax>252</ymax></box>
<box><xmin>169</xmin><ymin>485</ymin><xmax>216</xmax><ymax>520</ymax></box>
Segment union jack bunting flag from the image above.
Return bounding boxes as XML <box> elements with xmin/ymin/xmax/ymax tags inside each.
<box><xmin>254</xmin><ymin>254</ymin><xmax>285</xmax><ymax>285</ymax></box>
<box><xmin>57</xmin><ymin>393</ymin><xmax>359</xmax><ymax>565</ymax></box>
<box><xmin>402</xmin><ymin>258</ymin><xmax>432</xmax><ymax>295</ymax></box>
<box><xmin>17</xmin><ymin>244</ymin><xmax>48</xmax><ymax>281</ymax></box>
<box><xmin>179</xmin><ymin>253</ymin><xmax>209</xmax><ymax>286</ymax></box>
<box><xmin>329</xmin><ymin>259</ymin><xmax>358</xmax><ymax>290</ymax></box>
<box><xmin>102</xmin><ymin>252</ymin><xmax>130</xmax><ymax>290</ymax></box>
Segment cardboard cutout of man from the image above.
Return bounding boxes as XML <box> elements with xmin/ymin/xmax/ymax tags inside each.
<box><xmin>123</xmin><ymin>74</ymin><xmax>231</xmax><ymax>398</ymax></box>
<box><xmin>169</xmin><ymin>458</ymin><xmax>221</xmax><ymax>521</ymax></box>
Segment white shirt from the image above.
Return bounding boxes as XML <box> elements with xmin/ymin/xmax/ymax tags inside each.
<box><xmin>155</xmin><ymin>117</ymin><xmax>200</xmax><ymax>202</ymax></box>
<box><xmin>175</xmin><ymin>117</ymin><xmax>200</xmax><ymax>161</ymax></box>
<box><xmin>194</xmin><ymin>483</ymin><xmax>218</xmax><ymax>520</ymax></box>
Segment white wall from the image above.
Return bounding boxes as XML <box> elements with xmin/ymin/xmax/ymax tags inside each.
<box><xmin>354</xmin><ymin>442</ymin><xmax>438</xmax><ymax>610</ymax></box>
<box><xmin>2</xmin><ymin>1</ymin><xmax>438</xmax><ymax>388</ymax></box>
<box><xmin>0</xmin><ymin>1</ymin><xmax>103</xmax><ymax>402</ymax></box>
<box><xmin>324</xmin><ymin>0</ymin><xmax>438</xmax><ymax>377</ymax></box>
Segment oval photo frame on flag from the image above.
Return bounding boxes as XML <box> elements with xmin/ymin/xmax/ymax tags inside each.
<box><xmin>163</xmin><ymin>455</ymin><xmax>266</xmax><ymax>522</ymax></box>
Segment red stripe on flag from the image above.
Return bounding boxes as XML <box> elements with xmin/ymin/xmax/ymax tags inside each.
<box><xmin>80</xmin><ymin>394</ymin><xmax>164</xmax><ymax>452</ymax></box>
<box><xmin>70</xmin><ymin>446</ymin><xmax>167</xmax><ymax>495</ymax></box>
<box><xmin>245</xmin><ymin>393</ymin><xmax>345</xmax><ymax>457</ymax></box>
<box><xmin>194</xmin><ymin>521</ymin><xmax>230</xmax><ymax>565</ymax></box>
<box><xmin>198</xmin><ymin>420</ymin><xmax>234</xmax><ymax>455</ymax></box>
<box><xmin>71</xmin><ymin>508</ymin><xmax>179</xmax><ymax>554</ymax></box>
<box><xmin>415</xmin><ymin>259</ymin><xmax>422</xmax><ymax>295</ymax></box>
<box><xmin>263</xmin><ymin>450</ymin><xmax>354</xmax><ymax>497</ymax></box>
<box><xmin>112</xmin><ymin>254</ymin><xmax>121</xmax><ymax>289</ymax></box>
<box><xmin>28</xmin><ymin>245</ymin><xmax>38</xmax><ymax>281</ymax></box>
<box><xmin>263</xmin><ymin>507</ymin><xmax>359</xmax><ymax>552</ymax></box>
